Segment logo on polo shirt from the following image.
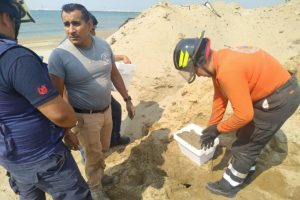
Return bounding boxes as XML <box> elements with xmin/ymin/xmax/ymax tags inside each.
<box><xmin>101</xmin><ymin>53</ymin><xmax>111</xmax><ymax>64</ymax></box>
<box><xmin>37</xmin><ymin>84</ymin><xmax>48</xmax><ymax>95</ymax></box>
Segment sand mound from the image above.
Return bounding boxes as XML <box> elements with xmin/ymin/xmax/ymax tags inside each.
<box><xmin>286</xmin><ymin>54</ymin><xmax>300</xmax><ymax>81</ymax></box>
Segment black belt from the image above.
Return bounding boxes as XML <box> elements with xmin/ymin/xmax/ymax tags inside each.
<box><xmin>73</xmin><ymin>105</ymin><xmax>109</xmax><ymax>114</ymax></box>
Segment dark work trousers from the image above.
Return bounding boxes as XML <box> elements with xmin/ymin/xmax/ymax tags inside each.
<box><xmin>225</xmin><ymin>75</ymin><xmax>300</xmax><ymax>186</ymax></box>
<box><xmin>111</xmin><ymin>96</ymin><xmax>122</xmax><ymax>145</ymax></box>
<box><xmin>5</xmin><ymin>143</ymin><xmax>91</xmax><ymax>200</ymax></box>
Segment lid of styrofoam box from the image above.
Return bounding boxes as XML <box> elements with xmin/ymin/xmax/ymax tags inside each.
<box><xmin>173</xmin><ymin>123</ymin><xmax>219</xmax><ymax>156</ymax></box>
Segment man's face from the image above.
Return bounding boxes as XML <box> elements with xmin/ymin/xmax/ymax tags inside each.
<box><xmin>62</xmin><ymin>10</ymin><xmax>92</xmax><ymax>47</ymax></box>
<box><xmin>194</xmin><ymin>64</ymin><xmax>211</xmax><ymax>77</ymax></box>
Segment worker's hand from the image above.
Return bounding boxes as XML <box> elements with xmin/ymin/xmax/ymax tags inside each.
<box><xmin>122</xmin><ymin>55</ymin><xmax>131</xmax><ymax>64</ymax></box>
<box><xmin>126</xmin><ymin>100</ymin><xmax>135</xmax><ymax>120</ymax></box>
<box><xmin>63</xmin><ymin>128</ymin><xmax>80</xmax><ymax>151</ymax></box>
<box><xmin>200</xmin><ymin>124</ymin><xmax>220</xmax><ymax>150</ymax></box>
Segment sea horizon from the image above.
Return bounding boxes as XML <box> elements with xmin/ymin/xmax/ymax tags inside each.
<box><xmin>18</xmin><ymin>10</ymin><xmax>140</xmax><ymax>41</ymax></box>
<box><xmin>31</xmin><ymin>9</ymin><xmax>140</xmax><ymax>12</ymax></box>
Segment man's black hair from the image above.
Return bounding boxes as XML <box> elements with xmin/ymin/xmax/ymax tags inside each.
<box><xmin>88</xmin><ymin>12</ymin><xmax>98</xmax><ymax>26</ymax></box>
<box><xmin>61</xmin><ymin>3</ymin><xmax>90</xmax><ymax>22</ymax></box>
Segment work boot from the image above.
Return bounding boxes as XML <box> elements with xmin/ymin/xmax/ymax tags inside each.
<box><xmin>91</xmin><ymin>190</ymin><xmax>110</xmax><ymax>200</ymax></box>
<box><xmin>101</xmin><ymin>174</ymin><xmax>119</xmax><ymax>186</ymax></box>
<box><xmin>119</xmin><ymin>136</ymin><xmax>130</xmax><ymax>145</ymax></box>
<box><xmin>110</xmin><ymin>136</ymin><xmax>130</xmax><ymax>147</ymax></box>
<box><xmin>244</xmin><ymin>168</ymin><xmax>256</xmax><ymax>184</ymax></box>
<box><xmin>206</xmin><ymin>178</ymin><xmax>241</xmax><ymax>198</ymax></box>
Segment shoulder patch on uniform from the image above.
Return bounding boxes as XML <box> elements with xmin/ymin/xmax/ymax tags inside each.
<box><xmin>37</xmin><ymin>84</ymin><xmax>48</xmax><ymax>95</ymax></box>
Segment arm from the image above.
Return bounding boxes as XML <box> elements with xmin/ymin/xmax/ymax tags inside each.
<box><xmin>49</xmin><ymin>74</ymin><xmax>65</xmax><ymax>96</ymax></box>
<box><xmin>37</xmin><ymin>95</ymin><xmax>76</xmax><ymax>128</ymax></box>
<box><xmin>8</xmin><ymin>50</ymin><xmax>76</xmax><ymax>128</ymax></box>
<box><xmin>40</xmin><ymin>73</ymin><xmax>75</xmax><ymax>128</ymax></box>
<box><xmin>49</xmin><ymin>73</ymin><xmax>79</xmax><ymax>150</ymax></box>
<box><xmin>62</xmin><ymin>87</ymin><xmax>70</xmax><ymax>102</ymax></box>
<box><xmin>217</xmin><ymin>72</ymin><xmax>254</xmax><ymax>133</ymax></box>
<box><xmin>115</xmin><ymin>55</ymin><xmax>131</xmax><ymax>64</ymax></box>
<box><xmin>111</xmin><ymin>62</ymin><xmax>135</xmax><ymax>119</ymax></box>
<box><xmin>209</xmin><ymin>78</ymin><xmax>228</xmax><ymax>125</ymax></box>
<box><xmin>111</xmin><ymin>62</ymin><xmax>128</xmax><ymax>98</ymax></box>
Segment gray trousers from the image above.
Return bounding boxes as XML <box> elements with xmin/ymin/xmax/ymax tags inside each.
<box><xmin>226</xmin><ymin>75</ymin><xmax>300</xmax><ymax>185</ymax></box>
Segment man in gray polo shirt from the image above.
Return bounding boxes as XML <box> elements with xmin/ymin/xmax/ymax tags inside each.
<box><xmin>48</xmin><ymin>3</ymin><xmax>135</xmax><ymax>200</ymax></box>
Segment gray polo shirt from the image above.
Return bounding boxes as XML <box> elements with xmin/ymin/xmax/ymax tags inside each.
<box><xmin>48</xmin><ymin>36</ymin><xmax>114</xmax><ymax>110</ymax></box>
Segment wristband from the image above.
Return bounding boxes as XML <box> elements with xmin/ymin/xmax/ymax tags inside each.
<box><xmin>124</xmin><ymin>95</ymin><xmax>132</xmax><ymax>102</ymax></box>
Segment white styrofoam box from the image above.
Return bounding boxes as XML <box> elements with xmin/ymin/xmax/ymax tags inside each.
<box><xmin>173</xmin><ymin>123</ymin><xmax>219</xmax><ymax>165</ymax></box>
<box><xmin>112</xmin><ymin>62</ymin><xmax>136</xmax><ymax>91</ymax></box>
<box><xmin>115</xmin><ymin>62</ymin><xmax>136</xmax><ymax>87</ymax></box>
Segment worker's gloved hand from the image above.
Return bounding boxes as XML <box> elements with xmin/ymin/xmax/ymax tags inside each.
<box><xmin>200</xmin><ymin>124</ymin><xmax>220</xmax><ymax>150</ymax></box>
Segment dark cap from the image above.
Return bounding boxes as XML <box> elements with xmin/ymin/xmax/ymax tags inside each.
<box><xmin>0</xmin><ymin>0</ymin><xmax>35</xmax><ymax>23</ymax></box>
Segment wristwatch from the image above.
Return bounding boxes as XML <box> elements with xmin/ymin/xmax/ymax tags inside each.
<box><xmin>124</xmin><ymin>95</ymin><xmax>132</xmax><ymax>102</ymax></box>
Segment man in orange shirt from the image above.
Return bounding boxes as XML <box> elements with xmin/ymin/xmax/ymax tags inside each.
<box><xmin>173</xmin><ymin>32</ymin><xmax>300</xmax><ymax>198</ymax></box>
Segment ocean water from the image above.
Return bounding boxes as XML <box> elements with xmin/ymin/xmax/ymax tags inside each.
<box><xmin>18</xmin><ymin>10</ymin><xmax>140</xmax><ymax>40</ymax></box>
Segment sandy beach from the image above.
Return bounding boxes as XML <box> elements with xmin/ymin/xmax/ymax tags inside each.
<box><xmin>1</xmin><ymin>0</ymin><xmax>300</xmax><ymax>199</ymax></box>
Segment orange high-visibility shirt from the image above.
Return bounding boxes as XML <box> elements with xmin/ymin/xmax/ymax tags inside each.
<box><xmin>209</xmin><ymin>47</ymin><xmax>291</xmax><ymax>133</ymax></box>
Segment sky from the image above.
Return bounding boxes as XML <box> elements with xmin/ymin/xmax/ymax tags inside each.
<box><xmin>27</xmin><ymin>0</ymin><xmax>286</xmax><ymax>12</ymax></box>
